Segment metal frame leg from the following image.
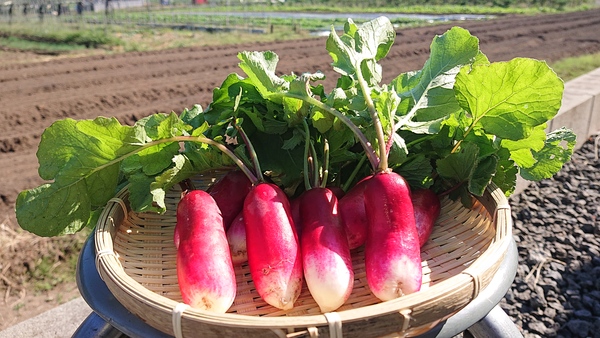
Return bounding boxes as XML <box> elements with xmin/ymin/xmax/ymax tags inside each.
<box><xmin>466</xmin><ymin>305</ymin><xmax>523</xmax><ymax>338</ymax></box>
<box><xmin>72</xmin><ymin>312</ymin><xmax>126</xmax><ymax>338</ymax></box>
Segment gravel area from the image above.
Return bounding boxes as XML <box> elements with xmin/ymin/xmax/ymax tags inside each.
<box><xmin>500</xmin><ymin>134</ymin><xmax>600</xmax><ymax>338</ymax></box>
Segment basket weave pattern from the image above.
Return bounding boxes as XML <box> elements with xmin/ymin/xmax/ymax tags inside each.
<box><xmin>94</xmin><ymin>172</ymin><xmax>512</xmax><ymax>338</ymax></box>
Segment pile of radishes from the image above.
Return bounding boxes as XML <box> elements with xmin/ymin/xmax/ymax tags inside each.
<box><xmin>174</xmin><ymin>139</ymin><xmax>441</xmax><ymax>313</ymax></box>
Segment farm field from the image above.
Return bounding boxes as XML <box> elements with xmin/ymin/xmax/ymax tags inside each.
<box><xmin>1</xmin><ymin>7</ymin><xmax>600</xmax><ymax>331</ymax></box>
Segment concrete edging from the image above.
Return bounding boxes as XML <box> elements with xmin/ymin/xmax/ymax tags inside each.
<box><xmin>0</xmin><ymin>297</ymin><xmax>92</xmax><ymax>338</ymax></box>
<box><xmin>551</xmin><ymin>68</ymin><xmax>600</xmax><ymax>147</ymax></box>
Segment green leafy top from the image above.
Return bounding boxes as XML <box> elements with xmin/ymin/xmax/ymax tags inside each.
<box><xmin>16</xmin><ymin>17</ymin><xmax>575</xmax><ymax>237</ymax></box>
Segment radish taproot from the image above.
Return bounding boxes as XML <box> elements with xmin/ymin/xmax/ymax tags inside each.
<box><xmin>174</xmin><ymin>189</ymin><xmax>236</xmax><ymax>312</ymax></box>
<box><xmin>243</xmin><ymin>182</ymin><xmax>303</xmax><ymax>310</ymax></box>
<box><xmin>363</xmin><ymin>171</ymin><xmax>422</xmax><ymax>300</ymax></box>
<box><xmin>226</xmin><ymin>211</ymin><xmax>247</xmax><ymax>265</ymax></box>
<box><xmin>300</xmin><ymin>187</ymin><xmax>353</xmax><ymax>312</ymax></box>
<box><xmin>295</xmin><ymin>121</ymin><xmax>353</xmax><ymax>312</ymax></box>
<box><xmin>229</xmin><ymin>123</ymin><xmax>303</xmax><ymax>310</ymax></box>
<box><xmin>412</xmin><ymin>189</ymin><xmax>441</xmax><ymax>247</ymax></box>
<box><xmin>208</xmin><ymin>170</ymin><xmax>253</xmax><ymax>230</ymax></box>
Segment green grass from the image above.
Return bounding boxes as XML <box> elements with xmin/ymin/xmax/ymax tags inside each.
<box><xmin>29</xmin><ymin>230</ymin><xmax>90</xmax><ymax>293</ymax></box>
<box><xmin>92</xmin><ymin>3</ymin><xmax>595</xmax><ymax>35</ymax></box>
<box><xmin>0</xmin><ymin>22</ymin><xmax>122</xmax><ymax>52</ymax></box>
<box><xmin>0</xmin><ymin>36</ymin><xmax>87</xmax><ymax>53</ymax></box>
<box><xmin>106</xmin><ymin>11</ymin><xmax>425</xmax><ymax>33</ymax></box>
<box><xmin>0</xmin><ymin>19</ymin><xmax>316</xmax><ymax>54</ymax></box>
<box><xmin>550</xmin><ymin>52</ymin><xmax>600</xmax><ymax>82</ymax></box>
<box><xmin>186</xmin><ymin>3</ymin><xmax>593</xmax><ymax>15</ymax></box>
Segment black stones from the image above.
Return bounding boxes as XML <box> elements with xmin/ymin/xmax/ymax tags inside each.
<box><xmin>565</xmin><ymin>319</ymin><xmax>592</xmax><ymax>338</ymax></box>
<box><xmin>502</xmin><ymin>134</ymin><xmax>600</xmax><ymax>338</ymax></box>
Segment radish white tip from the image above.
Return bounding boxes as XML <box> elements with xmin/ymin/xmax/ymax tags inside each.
<box><xmin>188</xmin><ymin>291</ymin><xmax>234</xmax><ymax>313</ymax></box>
<box><xmin>279</xmin><ymin>297</ymin><xmax>293</xmax><ymax>310</ymax></box>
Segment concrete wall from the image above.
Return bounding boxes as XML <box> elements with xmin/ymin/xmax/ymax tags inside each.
<box><xmin>550</xmin><ymin>69</ymin><xmax>600</xmax><ymax>148</ymax></box>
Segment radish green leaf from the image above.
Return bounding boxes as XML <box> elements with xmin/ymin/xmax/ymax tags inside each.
<box><xmin>520</xmin><ymin>127</ymin><xmax>576</xmax><ymax>181</ymax></box>
<box><xmin>454</xmin><ymin>58</ymin><xmax>563</xmax><ymax>140</ymax></box>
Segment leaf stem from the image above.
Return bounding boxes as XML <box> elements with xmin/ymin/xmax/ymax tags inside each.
<box><xmin>82</xmin><ymin>135</ymin><xmax>259</xmax><ymax>185</ymax></box>
<box><xmin>355</xmin><ymin>65</ymin><xmax>388</xmax><ymax>171</ymax></box>
<box><xmin>184</xmin><ymin>135</ymin><xmax>259</xmax><ymax>184</ymax></box>
<box><xmin>308</xmin><ymin>138</ymin><xmax>320</xmax><ymax>188</ymax></box>
<box><xmin>342</xmin><ymin>155</ymin><xmax>367</xmax><ymax>192</ymax></box>
<box><xmin>392</xmin><ymin>88</ymin><xmax>431</xmax><ymax>135</ymax></box>
<box><xmin>233</xmin><ymin>124</ymin><xmax>263</xmax><ymax>183</ymax></box>
<box><xmin>302</xmin><ymin>120</ymin><xmax>312</xmax><ymax>191</ymax></box>
<box><xmin>451</xmin><ymin>132</ymin><xmax>469</xmax><ymax>153</ymax></box>
<box><xmin>321</xmin><ymin>137</ymin><xmax>330</xmax><ymax>188</ymax></box>
<box><xmin>451</xmin><ymin>112</ymin><xmax>485</xmax><ymax>153</ymax></box>
<box><xmin>405</xmin><ymin>134</ymin><xmax>436</xmax><ymax>149</ymax></box>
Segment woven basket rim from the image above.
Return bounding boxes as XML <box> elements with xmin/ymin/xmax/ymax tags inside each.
<box><xmin>94</xmin><ymin>178</ymin><xmax>512</xmax><ymax>335</ymax></box>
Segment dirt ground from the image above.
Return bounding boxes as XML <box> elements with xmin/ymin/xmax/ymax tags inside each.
<box><xmin>2</xmin><ymin>8</ymin><xmax>600</xmax><ymax>330</ymax></box>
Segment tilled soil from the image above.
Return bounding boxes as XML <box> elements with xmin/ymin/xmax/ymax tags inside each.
<box><xmin>1</xmin><ymin>8</ymin><xmax>600</xmax><ymax>332</ymax></box>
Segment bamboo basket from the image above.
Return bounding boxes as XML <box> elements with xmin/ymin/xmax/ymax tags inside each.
<box><xmin>94</xmin><ymin>169</ymin><xmax>513</xmax><ymax>338</ymax></box>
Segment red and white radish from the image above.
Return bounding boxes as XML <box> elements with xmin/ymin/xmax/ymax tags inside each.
<box><xmin>174</xmin><ymin>189</ymin><xmax>236</xmax><ymax>312</ymax></box>
<box><xmin>363</xmin><ymin>171</ymin><xmax>422</xmax><ymax>301</ymax></box>
<box><xmin>290</xmin><ymin>193</ymin><xmax>305</xmax><ymax>238</ymax></box>
<box><xmin>412</xmin><ymin>189</ymin><xmax>441</xmax><ymax>247</ymax></box>
<box><xmin>338</xmin><ymin>176</ymin><xmax>371</xmax><ymax>250</ymax></box>
<box><xmin>243</xmin><ymin>182</ymin><xmax>303</xmax><ymax>310</ymax></box>
<box><xmin>226</xmin><ymin>211</ymin><xmax>247</xmax><ymax>265</ymax></box>
<box><xmin>300</xmin><ymin>187</ymin><xmax>353</xmax><ymax>312</ymax></box>
<box><xmin>208</xmin><ymin>170</ymin><xmax>253</xmax><ymax>230</ymax></box>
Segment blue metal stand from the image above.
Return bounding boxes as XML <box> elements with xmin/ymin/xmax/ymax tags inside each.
<box><xmin>74</xmin><ymin>233</ymin><xmax>521</xmax><ymax>338</ymax></box>
<box><xmin>466</xmin><ymin>305</ymin><xmax>524</xmax><ymax>337</ymax></box>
